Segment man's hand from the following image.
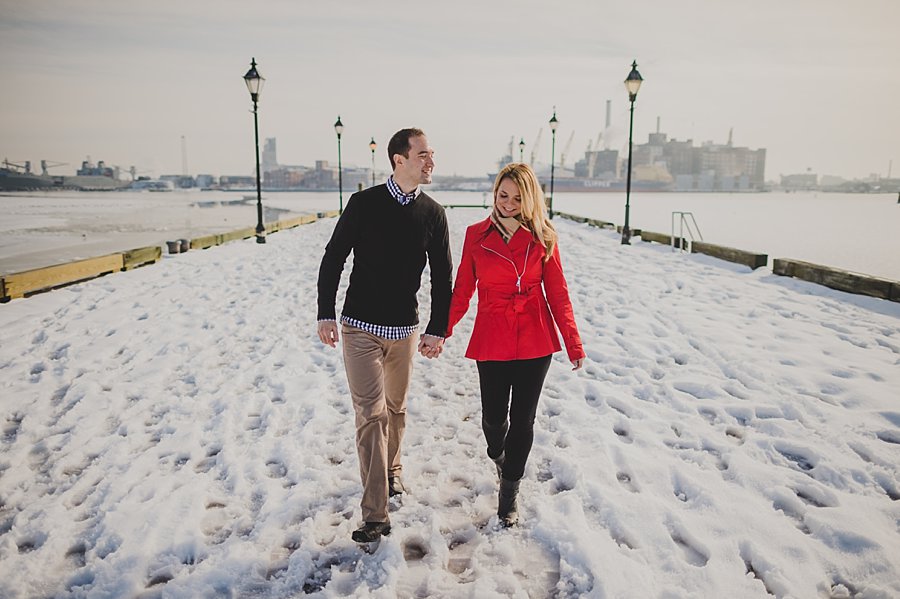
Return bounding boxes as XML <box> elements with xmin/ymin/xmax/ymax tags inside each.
<box><xmin>418</xmin><ymin>335</ymin><xmax>444</xmax><ymax>359</ymax></box>
<box><xmin>571</xmin><ymin>358</ymin><xmax>584</xmax><ymax>371</ymax></box>
<box><xmin>318</xmin><ymin>321</ymin><xmax>339</xmax><ymax>348</ymax></box>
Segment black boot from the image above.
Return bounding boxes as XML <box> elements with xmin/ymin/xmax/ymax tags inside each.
<box><xmin>498</xmin><ymin>477</ymin><xmax>520</xmax><ymax>527</ymax></box>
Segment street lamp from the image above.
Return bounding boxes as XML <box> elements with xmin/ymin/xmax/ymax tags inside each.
<box><xmin>621</xmin><ymin>60</ymin><xmax>643</xmax><ymax>245</ymax></box>
<box><xmin>369</xmin><ymin>137</ymin><xmax>377</xmax><ymax>187</ymax></box>
<box><xmin>334</xmin><ymin>116</ymin><xmax>344</xmax><ymax>213</ymax></box>
<box><xmin>243</xmin><ymin>57</ymin><xmax>266</xmax><ymax>244</ymax></box>
<box><xmin>548</xmin><ymin>109</ymin><xmax>558</xmax><ymax>219</ymax></box>
<box><xmin>518</xmin><ymin>138</ymin><xmax>525</xmax><ymax>162</ymax></box>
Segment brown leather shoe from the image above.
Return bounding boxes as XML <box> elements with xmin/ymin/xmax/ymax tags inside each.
<box><xmin>388</xmin><ymin>475</ymin><xmax>406</xmax><ymax>497</ymax></box>
<box><xmin>351</xmin><ymin>521</ymin><xmax>391</xmax><ymax>543</ymax></box>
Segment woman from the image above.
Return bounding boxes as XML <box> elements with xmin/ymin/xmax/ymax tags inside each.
<box><xmin>446</xmin><ymin>162</ymin><xmax>585</xmax><ymax>527</ymax></box>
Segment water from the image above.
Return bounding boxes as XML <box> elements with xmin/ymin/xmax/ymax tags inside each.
<box><xmin>1</xmin><ymin>189</ymin><xmax>898</xmax><ymax>281</ymax></box>
<box><xmin>550</xmin><ymin>190</ymin><xmax>900</xmax><ymax>281</ymax></box>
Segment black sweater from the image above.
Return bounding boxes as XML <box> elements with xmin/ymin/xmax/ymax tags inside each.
<box><xmin>316</xmin><ymin>184</ymin><xmax>453</xmax><ymax>337</ymax></box>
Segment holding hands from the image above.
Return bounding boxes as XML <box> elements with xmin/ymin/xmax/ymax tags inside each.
<box><xmin>418</xmin><ymin>335</ymin><xmax>444</xmax><ymax>359</ymax></box>
<box><xmin>318</xmin><ymin>321</ymin><xmax>445</xmax><ymax>361</ymax></box>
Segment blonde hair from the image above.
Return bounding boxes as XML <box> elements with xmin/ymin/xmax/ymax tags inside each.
<box><xmin>493</xmin><ymin>162</ymin><xmax>558</xmax><ymax>261</ymax></box>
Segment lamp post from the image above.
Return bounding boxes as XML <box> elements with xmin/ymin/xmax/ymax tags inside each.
<box><xmin>243</xmin><ymin>57</ymin><xmax>266</xmax><ymax>244</ymax></box>
<box><xmin>518</xmin><ymin>138</ymin><xmax>525</xmax><ymax>162</ymax></box>
<box><xmin>621</xmin><ymin>60</ymin><xmax>643</xmax><ymax>245</ymax></box>
<box><xmin>548</xmin><ymin>109</ymin><xmax>558</xmax><ymax>219</ymax></box>
<box><xmin>369</xmin><ymin>137</ymin><xmax>377</xmax><ymax>187</ymax></box>
<box><xmin>334</xmin><ymin>116</ymin><xmax>344</xmax><ymax>213</ymax></box>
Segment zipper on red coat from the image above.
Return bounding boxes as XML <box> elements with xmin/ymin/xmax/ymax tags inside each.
<box><xmin>479</xmin><ymin>243</ymin><xmax>530</xmax><ymax>293</ymax></box>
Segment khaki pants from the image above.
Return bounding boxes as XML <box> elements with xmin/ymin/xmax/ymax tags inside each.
<box><xmin>342</xmin><ymin>324</ymin><xmax>417</xmax><ymax>523</ymax></box>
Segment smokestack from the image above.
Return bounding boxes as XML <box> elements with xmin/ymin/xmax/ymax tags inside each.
<box><xmin>605</xmin><ymin>100</ymin><xmax>611</xmax><ymax>130</ymax></box>
<box><xmin>181</xmin><ymin>135</ymin><xmax>188</xmax><ymax>176</ymax></box>
<box><xmin>656</xmin><ymin>116</ymin><xmax>661</xmax><ymax>134</ymax></box>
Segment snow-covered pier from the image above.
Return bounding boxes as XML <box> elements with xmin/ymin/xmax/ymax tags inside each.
<box><xmin>1</xmin><ymin>208</ymin><xmax>898</xmax><ymax>597</ymax></box>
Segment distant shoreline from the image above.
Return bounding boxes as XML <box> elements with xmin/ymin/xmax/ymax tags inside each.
<box><xmin>1</xmin><ymin>190</ymin><xmax>898</xmax><ymax>281</ymax></box>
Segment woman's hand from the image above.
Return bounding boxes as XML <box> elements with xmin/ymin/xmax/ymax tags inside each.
<box><xmin>571</xmin><ymin>358</ymin><xmax>584</xmax><ymax>371</ymax></box>
<box><xmin>418</xmin><ymin>335</ymin><xmax>445</xmax><ymax>359</ymax></box>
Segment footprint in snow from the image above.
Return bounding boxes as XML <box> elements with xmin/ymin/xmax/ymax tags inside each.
<box><xmin>616</xmin><ymin>471</ymin><xmax>639</xmax><ymax>493</ymax></box>
<box><xmin>264</xmin><ymin>534</ymin><xmax>305</xmax><ymax>581</ymax></box>
<box><xmin>402</xmin><ymin>537</ymin><xmax>429</xmax><ymax>561</ymax></box>
<box><xmin>613</xmin><ymin>421</ymin><xmax>633</xmax><ymax>444</ymax></box>
<box><xmin>792</xmin><ymin>484</ymin><xmax>838</xmax><ymax>508</ymax></box>
<box><xmin>447</xmin><ymin>532</ymin><xmax>476</xmax><ymax>576</ymax></box>
<box><xmin>536</xmin><ymin>458</ymin><xmax>553</xmax><ymax>483</ymax></box>
<box><xmin>2</xmin><ymin>413</ymin><xmax>24</xmax><ymax>444</ymax></box>
<box><xmin>49</xmin><ymin>342</ymin><xmax>70</xmax><ymax>361</ymax></box>
<box><xmin>875</xmin><ymin>473</ymin><xmax>900</xmax><ymax>501</ymax></box>
<box><xmin>29</xmin><ymin>362</ymin><xmax>46</xmax><ymax>381</ymax></box>
<box><xmin>65</xmin><ymin>542</ymin><xmax>87</xmax><ymax>568</ymax></box>
<box><xmin>775</xmin><ymin>444</ymin><xmax>817</xmax><ymax>472</ymax></box>
<box><xmin>265</xmin><ymin>459</ymin><xmax>288</xmax><ymax>480</ymax></box>
<box><xmin>697</xmin><ymin>407</ymin><xmax>719</xmax><ymax>424</ymax></box>
<box><xmin>194</xmin><ymin>446</ymin><xmax>222</xmax><ymax>474</ymax></box>
<box><xmin>725</xmin><ymin>426</ymin><xmax>746</xmax><ymax>444</ymax></box>
<box><xmin>876</xmin><ymin>430</ymin><xmax>900</xmax><ymax>445</ymax></box>
<box><xmin>667</xmin><ymin>521</ymin><xmax>709</xmax><ymax>567</ymax></box>
<box><xmin>607</xmin><ymin>400</ymin><xmax>631</xmax><ymax>417</ymax></box>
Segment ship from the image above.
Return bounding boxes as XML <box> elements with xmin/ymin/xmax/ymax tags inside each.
<box><xmin>0</xmin><ymin>160</ymin><xmax>56</xmax><ymax>191</ymax></box>
<box><xmin>61</xmin><ymin>159</ymin><xmax>130</xmax><ymax>191</ymax></box>
<box><xmin>543</xmin><ymin>177</ymin><xmax>672</xmax><ymax>193</ymax></box>
<box><xmin>1</xmin><ymin>158</ymin><xmax>131</xmax><ymax>191</ymax></box>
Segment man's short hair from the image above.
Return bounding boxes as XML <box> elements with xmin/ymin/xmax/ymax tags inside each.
<box><xmin>388</xmin><ymin>128</ymin><xmax>426</xmax><ymax>169</ymax></box>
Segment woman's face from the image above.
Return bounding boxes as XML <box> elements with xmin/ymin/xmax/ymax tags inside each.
<box><xmin>495</xmin><ymin>177</ymin><xmax>522</xmax><ymax>218</ymax></box>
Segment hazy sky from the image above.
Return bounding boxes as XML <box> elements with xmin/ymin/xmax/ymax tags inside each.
<box><xmin>2</xmin><ymin>0</ymin><xmax>898</xmax><ymax>181</ymax></box>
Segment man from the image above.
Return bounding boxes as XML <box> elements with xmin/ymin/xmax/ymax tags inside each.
<box><xmin>316</xmin><ymin>128</ymin><xmax>452</xmax><ymax>543</ymax></box>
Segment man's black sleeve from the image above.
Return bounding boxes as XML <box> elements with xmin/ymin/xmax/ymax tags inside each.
<box><xmin>317</xmin><ymin>198</ymin><xmax>359</xmax><ymax>321</ymax></box>
<box><xmin>424</xmin><ymin>207</ymin><xmax>453</xmax><ymax>337</ymax></box>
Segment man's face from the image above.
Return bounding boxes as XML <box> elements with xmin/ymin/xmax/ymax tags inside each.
<box><xmin>395</xmin><ymin>135</ymin><xmax>435</xmax><ymax>185</ymax></box>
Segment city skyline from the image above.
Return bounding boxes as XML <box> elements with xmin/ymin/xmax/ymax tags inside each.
<box><xmin>2</xmin><ymin>1</ymin><xmax>898</xmax><ymax>181</ymax></box>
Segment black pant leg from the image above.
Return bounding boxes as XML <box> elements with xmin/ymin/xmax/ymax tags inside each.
<box><xmin>477</xmin><ymin>356</ymin><xmax>552</xmax><ymax>481</ymax></box>
<box><xmin>502</xmin><ymin>355</ymin><xmax>552</xmax><ymax>481</ymax></box>
<box><xmin>477</xmin><ymin>360</ymin><xmax>512</xmax><ymax>460</ymax></box>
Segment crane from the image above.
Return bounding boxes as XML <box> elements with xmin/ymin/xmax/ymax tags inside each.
<box><xmin>129</xmin><ymin>166</ymin><xmax>154</xmax><ymax>181</ymax></box>
<box><xmin>112</xmin><ymin>165</ymin><xmax>152</xmax><ymax>181</ymax></box>
<box><xmin>40</xmin><ymin>160</ymin><xmax>67</xmax><ymax>176</ymax></box>
<box><xmin>529</xmin><ymin>128</ymin><xmax>543</xmax><ymax>166</ymax></box>
<box><xmin>559</xmin><ymin>131</ymin><xmax>575</xmax><ymax>169</ymax></box>
<box><xmin>3</xmin><ymin>159</ymin><xmax>32</xmax><ymax>173</ymax></box>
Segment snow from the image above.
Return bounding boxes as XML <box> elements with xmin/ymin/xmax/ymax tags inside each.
<box><xmin>1</xmin><ymin>208</ymin><xmax>899</xmax><ymax>598</ymax></box>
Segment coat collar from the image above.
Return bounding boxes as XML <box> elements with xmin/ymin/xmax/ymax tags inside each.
<box><xmin>473</xmin><ymin>216</ymin><xmax>533</xmax><ymax>259</ymax></box>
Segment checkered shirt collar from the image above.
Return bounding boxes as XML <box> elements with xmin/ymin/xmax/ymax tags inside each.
<box><xmin>386</xmin><ymin>175</ymin><xmax>419</xmax><ymax>206</ymax></box>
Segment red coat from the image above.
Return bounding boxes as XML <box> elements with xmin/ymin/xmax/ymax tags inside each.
<box><xmin>447</xmin><ymin>217</ymin><xmax>585</xmax><ymax>362</ymax></box>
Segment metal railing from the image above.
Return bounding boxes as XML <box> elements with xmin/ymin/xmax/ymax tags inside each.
<box><xmin>441</xmin><ymin>192</ymin><xmax>491</xmax><ymax>210</ymax></box>
<box><xmin>671</xmin><ymin>211</ymin><xmax>703</xmax><ymax>252</ymax></box>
